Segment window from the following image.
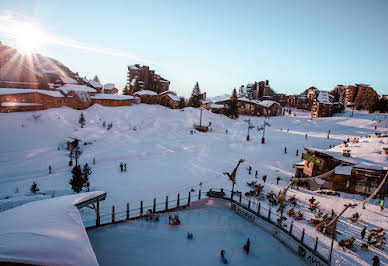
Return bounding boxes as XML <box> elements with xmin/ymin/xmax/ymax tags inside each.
<box><xmin>6</xmin><ymin>98</ymin><xmax>9</xmax><ymax>102</ymax></box>
<box><xmin>22</xmin><ymin>98</ymin><xmax>26</xmax><ymax>102</ymax></box>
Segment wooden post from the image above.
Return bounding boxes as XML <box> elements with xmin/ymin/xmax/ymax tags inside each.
<box><xmin>153</xmin><ymin>198</ymin><xmax>156</xmax><ymax>213</ymax></box>
<box><xmin>140</xmin><ymin>201</ymin><xmax>143</xmax><ymax>216</ymax></box>
<box><xmin>198</xmin><ymin>190</ymin><xmax>201</xmax><ymax>200</ymax></box>
<box><xmin>301</xmin><ymin>228</ymin><xmax>305</xmax><ymax>243</ymax></box>
<box><xmin>96</xmin><ymin>199</ymin><xmax>100</xmax><ymax>226</ymax></box>
<box><xmin>314</xmin><ymin>237</ymin><xmax>319</xmax><ymax>252</ymax></box>
<box><xmin>111</xmin><ymin>206</ymin><xmax>115</xmax><ymax>223</ymax></box>
<box><xmin>258</xmin><ymin>203</ymin><xmax>261</xmax><ymax>215</ymax></box>
<box><xmin>289</xmin><ymin>221</ymin><xmax>293</xmax><ymax>235</ymax></box>
<box><xmin>166</xmin><ymin>196</ymin><xmax>168</xmax><ymax>210</ymax></box>
<box><xmin>239</xmin><ymin>193</ymin><xmax>242</xmax><ymax>204</ymax></box>
<box><xmin>328</xmin><ymin>236</ymin><xmax>334</xmax><ymax>264</ymax></box>
<box><xmin>188</xmin><ymin>192</ymin><xmax>191</xmax><ymax>206</ymax></box>
<box><xmin>268</xmin><ymin>208</ymin><xmax>271</xmax><ymax>221</ymax></box>
<box><xmin>177</xmin><ymin>193</ymin><xmax>180</xmax><ymax>208</ymax></box>
<box><xmin>248</xmin><ymin>199</ymin><xmax>251</xmax><ymax>209</ymax></box>
<box><xmin>126</xmin><ymin>203</ymin><xmax>130</xmax><ymax>220</ymax></box>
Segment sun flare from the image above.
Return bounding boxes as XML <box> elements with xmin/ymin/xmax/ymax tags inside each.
<box><xmin>11</xmin><ymin>22</ymin><xmax>46</xmax><ymax>54</ymax></box>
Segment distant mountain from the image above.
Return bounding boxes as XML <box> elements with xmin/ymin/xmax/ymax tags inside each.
<box><xmin>0</xmin><ymin>41</ymin><xmax>80</xmax><ymax>85</ymax></box>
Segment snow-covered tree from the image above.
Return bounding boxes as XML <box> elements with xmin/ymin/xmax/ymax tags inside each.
<box><xmin>30</xmin><ymin>182</ymin><xmax>39</xmax><ymax>194</ymax></box>
<box><xmin>226</xmin><ymin>88</ymin><xmax>238</xmax><ymax>119</ymax></box>
<box><xmin>93</xmin><ymin>75</ymin><xmax>100</xmax><ymax>83</ymax></box>
<box><xmin>123</xmin><ymin>85</ymin><xmax>131</xmax><ymax>95</ymax></box>
<box><xmin>79</xmin><ymin>112</ymin><xmax>86</xmax><ymax>128</ymax></box>
<box><xmin>82</xmin><ymin>163</ymin><xmax>92</xmax><ymax>192</ymax></box>
<box><xmin>69</xmin><ymin>165</ymin><xmax>83</xmax><ymax>193</ymax></box>
<box><xmin>178</xmin><ymin>97</ymin><xmax>186</xmax><ymax>109</ymax></box>
<box><xmin>188</xmin><ymin>82</ymin><xmax>201</xmax><ymax>108</ymax></box>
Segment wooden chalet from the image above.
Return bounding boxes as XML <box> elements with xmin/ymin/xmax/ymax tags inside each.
<box><xmin>158</xmin><ymin>91</ymin><xmax>180</xmax><ymax>109</ymax></box>
<box><xmin>294</xmin><ymin>146</ymin><xmax>388</xmax><ymax>195</ymax></box>
<box><xmin>134</xmin><ymin>90</ymin><xmax>158</xmax><ymax>104</ymax></box>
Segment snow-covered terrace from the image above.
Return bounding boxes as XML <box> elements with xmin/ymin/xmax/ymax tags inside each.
<box><xmin>91</xmin><ymin>94</ymin><xmax>138</xmax><ymax>100</ymax></box>
<box><xmin>134</xmin><ymin>90</ymin><xmax>157</xmax><ymax>96</ymax></box>
<box><xmin>305</xmin><ymin>137</ymin><xmax>388</xmax><ymax>171</ymax></box>
<box><xmin>0</xmin><ymin>191</ymin><xmax>106</xmax><ymax>266</ymax></box>
<box><xmin>57</xmin><ymin>84</ymin><xmax>97</xmax><ymax>94</ymax></box>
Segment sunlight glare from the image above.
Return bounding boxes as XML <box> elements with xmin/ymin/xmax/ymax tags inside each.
<box><xmin>11</xmin><ymin>22</ymin><xmax>46</xmax><ymax>54</ymax></box>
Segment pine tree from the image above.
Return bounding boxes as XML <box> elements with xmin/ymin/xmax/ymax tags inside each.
<box><xmin>188</xmin><ymin>82</ymin><xmax>201</xmax><ymax>108</ymax></box>
<box><xmin>178</xmin><ymin>97</ymin><xmax>186</xmax><ymax>109</ymax></box>
<box><xmin>69</xmin><ymin>165</ymin><xmax>83</xmax><ymax>193</ymax></box>
<box><xmin>30</xmin><ymin>182</ymin><xmax>39</xmax><ymax>194</ymax></box>
<box><xmin>226</xmin><ymin>88</ymin><xmax>238</xmax><ymax>119</ymax></box>
<box><xmin>93</xmin><ymin>75</ymin><xmax>100</xmax><ymax>83</ymax></box>
<box><xmin>133</xmin><ymin>80</ymin><xmax>140</xmax><ymax>94</ymax></box>
<box><xmin>82</xmin><ymin>163</ymin><xmax>92</xmax><ymax>192</ymax></box>
<box><xmin>123</xmin><ymin>85</ymin><xmax>131</xmax><ymax>95</ymax></box>
<box><xmin>79</xmin><ymin>112</ymin><xmax>86</xmax><ymax>128</ymax></box>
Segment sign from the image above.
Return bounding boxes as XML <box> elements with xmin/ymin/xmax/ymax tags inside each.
<box><xmin>298</xmin><ymin>246</ymin><xmax>326</xmax><ymax>266</ymax></box>
<box><xmin>231</xmin><ymin>203</ymin><xmax>255</xmax><ymax>223</ymax></box>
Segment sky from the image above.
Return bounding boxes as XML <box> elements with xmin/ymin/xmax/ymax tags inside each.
<box><xmin>0</xmin><ymin>0</ymin><xmax>387</xmax><ymax>97</ymax></box>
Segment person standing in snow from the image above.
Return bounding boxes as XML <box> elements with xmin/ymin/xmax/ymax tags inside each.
<box><xmin>305</xmin><ymin>133</ymin><xmax>308</xmax><ymax>140</ymax></box>
<box><xmin>243</xmin><ymin>238</ymin><xmax>250</xmax><ymax>254</ymax></box>
<box><xmin>120</xmin><ymin>162</ymin><xmax>123</xmax><ymax>172</ymax></box>
<box><xmin>380</xmin><ymin>199</ymin><xmax>384</xmax><ymax>211</ymax></box>
<box><xmin>276</xmin><ymin>176</ymin><xmax>281</xmax><ymax>185</ymax></box>
<box><xmin>124</xmin><ymin>163</ymin><xmax>127</xmax><ymax>172</ymax></box>
<box><xmin>48</xmin><ymin>165</ymin><xmax>52</xmax><ymax>174</ymax></box>
<box><xmin>361</xmin><ymin>226</ymin><xmax>366</xmax><ymax>239</ymax></box>
<box><xmin>284</xmin><ymin>147</ymin><xmax>287</xmax><ymax>154</ymax></box>
<box><xmin>220</xmin><ymin>250</ymin><xmax>228</xmax><ymax>264</ymax></box>
<box><xmin>262</xmin><ymin>175</ymin><xmax>267</xmax><ymax>183</ymax></box>
<box><xmin>254</xmin><ymin>170</ymin><xmax>258</xmax><ymax>179</ymax></box>
<box><xmin>372</xmin><ymin>255</ymin><xmax>380</xmax><ymax>266</ymax></box>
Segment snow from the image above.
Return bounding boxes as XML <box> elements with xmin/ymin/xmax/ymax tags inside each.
<box><xmin>334</xmin><ymin>165</ymin><xmax>353</xmax><ymax>175</ymax></box>
<box><xmin>210</xmin><ymin>104</ymin><xmax>225</xmax><ymax>109</ymax></box>
<box><xmin>88</xmin><ymin>80</ymin><xmax>103</xmax><ymax>89</ymax></box>
<box><xmin>57</xmin><ymin>84</ymin><xmax>96</xmax><ymax>93</ymax></box>
<box><xmin>0</xmin><ymin>107</ymin><xmax>387</xmax><ymax>265</ymax></box>
<box><xmin>60</xmin><ymin>76</ymin><xmax>77</xmax><ymax>84</ymax></box>
<box><xmin>0</xmin><ymin>88</ymin><xmax>64</xmax><ymax>97</ymax></box>
<box><xmin>1</xmin><ymin>102</ymin><xmax>42</xmax><ymax>107</ymax></box>
<box><xmin>130</xmin><ymin>78</ymin><xmax>136</xmax><ymax>86</ymax></box>
<box><xmin>91</xmin><ymin>94</ymin><xmax>137</xmax><ymax>100</ymax></box>
<box><xmin>128</xmin><ymin>65</ymin><xmax>139</xmax><ymax>70</ymax></box>
<box><xmin>103</xmin><ymin>83</ymin><xmax>116</xmax><ymax>91</ymax></box>
<box><xmin>88</xmin><ymin>198</ymin><xmax>305</xmax><ymax>266</ymax></box>
<box><xmin>258</xmin><ymin>100</ymin><xmax>279</xmax><ymax>108</ymax></box>
<box><xmin>134</xmin><ymin>90</ymin><xmax>157</xmax><ymax>96</ymax></box>
<box><xmin>0</xmin><ymin>192</ymin><xmax>104</xmax><ymax>266</ymax></box>
<box><xmin>166</xmin><ymin>93</ymin><xmax>180</xmax><ymax>102</ymax></box>
<box><xmin>317</xmin><ymin>91</ymin><xmax>334</xmax><ymax>105</ymax></box>
<box><xmin>22</xmin><ymin>64</ymin><xmax>43</xmax><ymax>78</ymax></box>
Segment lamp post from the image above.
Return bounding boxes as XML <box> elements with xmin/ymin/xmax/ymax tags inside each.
<box><xmin>244</xmin><ymin>119</ymin><xmax>254</xmax><ymax>141</ymax></box>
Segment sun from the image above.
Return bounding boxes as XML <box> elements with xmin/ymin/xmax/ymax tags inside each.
<box><xmin>12</xmin><ymin>22</ymin><xmax>45</xmax><ymax>54</ymax></box>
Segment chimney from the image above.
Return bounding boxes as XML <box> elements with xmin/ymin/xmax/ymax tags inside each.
<box><xmin>265</xmin><ymin>80</ymin><xmax>269</xmax><ymax>86</ymax></box>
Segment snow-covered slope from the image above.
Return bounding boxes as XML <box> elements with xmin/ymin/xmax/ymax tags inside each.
<box><xmin>0</xmin><ymin>105</ymin><xmax>387</xmax><ymax>265</ymax></box>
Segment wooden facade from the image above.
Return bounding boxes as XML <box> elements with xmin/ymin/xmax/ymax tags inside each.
<box><xmin>296</xmin><ymin>147</ymin><xmax>388</xmax><ymax>195</ymax></box>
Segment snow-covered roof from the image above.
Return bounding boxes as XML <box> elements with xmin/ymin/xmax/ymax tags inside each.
<box><xmin>0</xmin><ymin>88</ymin><xmax>64</xmax><ymax>97</ymax></box>
<box><xmin>128</xmin><ymin>64</ymin><xmax>139</xmax><ymax>70</ymax></box>
<box><xmin>334</xmin><ymin>165</ymin><xmax>353</xmax><ymax>176</ymax></box>
<box><xmin>159</xmin><ymin>90</ymin><xmax>174</xmax><ymax>96</ymax></box>
<box><xmin>1</xmin><ymin>102</ymin><xmax>42</xmax><ymax>107</ymax></box>
<box><xmin>210</xmin><ymin>103</ymin><xmax>225</xmax><ymax>109</ymax></box>
<box><xmin>88</xmin><ymin>80</ymin><xmax>103</xmax><ymax>88</ymax></box>
<box><xmin>0</xmin><ymin>192</ymin><xmax>105</xmax><ymax>266</ymax></box>
<box><xmin>103</xmin><ymin>83</ymin><xmax>116</xmax><ymax>91</ymax></box>
<box><xmin>317</xmin><ymin>91</ymin><xmax>333</xmax><ymax>105</ymax></box>
<box><xmin>166</xmin><ymin>93</ymin><xmax>180</xmax><ymax>102</ymax></box>
<box><xmin>134</xmin><ymin>90</ymin><xmax>157</xmax><ymax>96</ymax></box>
<box><xmin>130</xmin><ymin>78</ymin><xmax>136</xmax><ymax>86</ymax></box>
<box><xmin>60</xmin><ymin>76</ymin><xmax>77</xmax><ymax>84</ymax></box>
<box><xmin>57</xmin><ymin>84</ymin><xmax>96</xmax><ymax>93</ymax></box>
<box><xmin>238</xmin><ymin>97</ymin><xmax>258</xmax><ymax>104</ymax></box>
<box><xmin>91</xmin><ymin>94</ymin><xmax>138</xmax><ymax>100</ymax></box>
<box><xmin>306</xmin><ymin>137</ymin><xmax>388</xmax><ymax>170</ymax></box>
<box><xmin>258</xmin><ymin>100</ymin><xmax>279</xmax><ymax>108</ymax></box>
